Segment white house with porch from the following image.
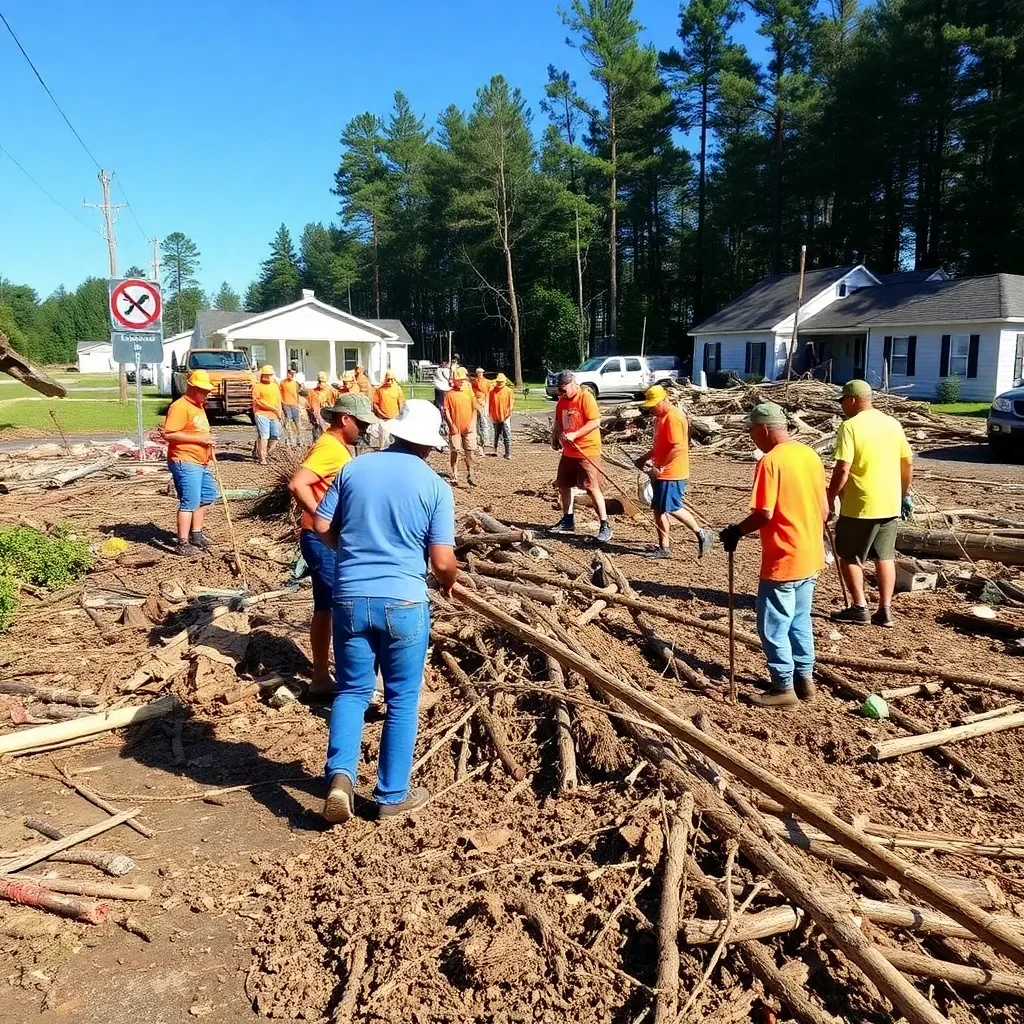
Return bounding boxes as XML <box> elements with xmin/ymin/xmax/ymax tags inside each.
<box><xmin>188</xmin><ymin>291</ymin><xmax>412</xmax><ymax>384</ymax></box>
<box><xmin>690</xmin><ymin>265</ymin><xmax>1024</xmax><ymax>401</ymax></box>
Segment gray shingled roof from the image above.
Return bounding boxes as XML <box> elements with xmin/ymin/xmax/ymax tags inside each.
<box><xmin>690</xmin><ymin>266</ymin><xmax>855</xmax><ymax>333</ymax></box>
<box><xmin>367</xmin><ymin>319</ymin><xmax>413</xmax><ymax>344</ymax></box>
<box><xmin>876</xmin><ymin>269</ymin><xmax>941</xmax><ymax>285</ymax></box>
<box><xmin>799</xmin><ymin>281</ymin><xmax>937</xmax><ymax>331</ymax></box>
<box><xmin>863</xmin><ymin>274</ymin><xmax>1024</xmax><ymax>325</ymax></box>
<box><xmin>195</xmin><ymin>310</ymin><xmax>251</xmax><ymax>337</ymax></box>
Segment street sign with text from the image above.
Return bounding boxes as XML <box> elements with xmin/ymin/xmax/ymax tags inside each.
<box><xmin>112</xmin><ymin>332</ymin><xmax>164</xmax><ymax>363</ymax></box>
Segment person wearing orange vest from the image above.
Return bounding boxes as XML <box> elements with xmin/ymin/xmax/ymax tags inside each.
<box><xmin>373</xmin><ymin>370</ymin><xmax>405</xmax><ymax>421</ymax></box>
<box><xmin>280</xmin><ymin>367</ymin><xmax>302</xmax><ymax>448</ymax></box>
<box><xmin>161</xmin><ymin>369</ymin><xmax>217</xmax><ymax>556</ymax></box>
<box><xmin>488</xmin><ymin>373</ymin><xmax>515</xmax><ymax>459</ymax></box>
<box><xmin>288</xmin><ymin>393</ymin><xmax>379</xmax><ymax>697</ymax></box>
<box><xmin>306</xmin><ymin>372</ymin><xmax>336</xmax><ymax>439</ymax></box>
<box><xmin>336</xmin><ymin>370</ymin><xmax>358</xmax><ymax>394</ymax></box>
<box><xmin>471</xmin><ymin>368</ymin><xmax>492</xmax><ymax>448</ymax></box>
<box><xmin>443</xmin><ymin>366</ymin><xmax>477</xmax><ymax>486</ymax></box>
<box><xmin>252</xmin><ymin>364</ymin><xmax>283</xmax><ymax>464</ymax></box>
<box><xmin>354</xmin><ymin>365</ymin><xmax>373</xmax><ymax>397</ymax></box>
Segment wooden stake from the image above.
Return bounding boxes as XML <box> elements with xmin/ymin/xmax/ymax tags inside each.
<box><xmin>727</xmin><ymin>551</ymin><xmax>737</xmax><ymax>703</ymax></box>
<box><xmin>210</xmin><ymin>450</ymin><xmax>248</xmax><ymax>589</ymax></box>
<box><xmin>0</xmin><ymin>807</ymin><xmax>142</xmax><ymax>874</ymax></box>
<box><xmin>653</xmin><ymin>794</ymin><xmax>691</xmax><ymax>1024</ymax></box>
<box><xmin>880</xmin><ymin>948</ymin><xmax>1024</xmax><ymax>998</ymax></box>
<box><xmin>546</xmin><ymin>657</ymin><xmax>578</xmax><ymax>794</ymax></box>
<box><xmin>869</xmin><ymin>710</ymin><xmax>1024</xmax><ymax>761</ymax></box>
<box><xmin>783</xmin><ymin>244</ymin><xmax>807</xmax><ymax>383</ymax></box>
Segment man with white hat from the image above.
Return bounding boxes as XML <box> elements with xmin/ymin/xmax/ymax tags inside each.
<box><xmin>313</xmin><ymin>399</ymin><xmax>458</xmax><ymax>823</ymax></box>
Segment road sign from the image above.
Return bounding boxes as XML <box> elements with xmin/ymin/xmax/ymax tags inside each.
<box><xmin>109</xmin><ymin>278</ymin><xmax>162</xmax><ymax>331</ymax></box>
<box><xmin>112</xmin><ymin>331</ymin><xmax>164</xmax><ymax>363</ymax></box>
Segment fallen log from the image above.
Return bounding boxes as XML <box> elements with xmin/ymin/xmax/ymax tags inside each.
<box><xmin>879</xmin><ymin>682</ymin><xmax>942</xmax><ymax>700</ymax></box>
<box><xmin>0</xmin><ymin>878</ymin><xmax>106</xmax><ymax>924</ymax></box>
<box><xmin>0</xmin><ymin>335</ymin><xmax>66</xmax><ymax>397</ymax></box>
<box><xmin>468</xmin><ymin>509</ymin><xmax>549</xmax><ymax>560</ymax></box>
<box><xmin>47</xmin><ymin>456</ymin><xmax>118</xmax><ymax>489</ymax></box>
<box><xmin>23</xmin><ymin>819</ymin><xmax>134</xmax><ymax>876</ymax></box>
<box><xmin>0</xmin><ymin>875</ymin><xmax>150</xmax><ymax>901</ymax></box>
<box><xmin>545</xmin><ymin>658</ymin><xmax>577</xmax><ymax>794</ymax></box>
<box><xmin>654</xmin><ymin>794</ymin><xmax>691</xmax><ymax>1024</ymax></box>
<box><xmin>896</xmin><ymin>526</ymin><xmax>1024</xmax><ymax>566</ymax></box>
<box><xmin>0</xmin><ymin>680</ymin><xmax>103</xmax><ymax>707</ymax></box>
<box><xmin>961</xmin><ymin>703</ymin><xmax>1024</xmax><ymax>725</ymax></box>
<box><xmin>0</xmin><ymin>694</ymin><xmax>180</xmax><ymax>757</ymax></box>
<box><xmin>0</xmin><ymin>807</ymin><xmax>142</xmax><ymax>874</ymax></box>
<box><xmin>682</xmin><ymin>906</ymin><xmax>804</xmax><ymax>945</ymax></box>
<box><xmin>465</xmin><ymin>572</ymin><xmax>563</xmax><ymax>606</ymax></box>
<box><xmin>870</xmin><ymin>711</ymin><xmax>1024</xmax><ymax>761</ymax></box>
<box><xmin>451</xmin><ymin>582</ymin><xmax>1024</xmax><ymax>971</ymax></box>
<box><xmin>880</xmin><ymin>948</ymin><xmax>1024</xmax><ymax>998</ymax></box>
<box><xmin>455</xmin><ymin>529</ymin><xmax>534</xmax><ymax>549</ymax></box>
<box><xmin>943</xmin><ymin>611</ymin><xmax>1024</xmax><ymax>641</ymax></box>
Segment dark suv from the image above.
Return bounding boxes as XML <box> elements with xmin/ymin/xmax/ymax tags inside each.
<box><xmin>987</xmin><ymin>379</ymin><xmax>1024</xmax><ymax>459</ymax></box>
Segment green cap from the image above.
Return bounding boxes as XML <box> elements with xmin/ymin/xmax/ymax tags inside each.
<box><xmin>842</xmin><ymin>379</ymin><xmax>872</xmax><ymax>399</ymax></box>
<box><xmin>326</xmin><ymin>392</ymin><xmax>378</xmax><ymax>425</ymax></box>
<box><xmin>746</xmin><ymin>401</ymin><xmax>788</xmax><ymax>427</ymax></box>
<box><xmin>861</xmin><ymin>694</ymin><xmax>889</xmax><ymax>720</ymax></box>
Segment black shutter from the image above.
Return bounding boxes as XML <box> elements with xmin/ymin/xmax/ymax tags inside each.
<box><xmin>883</xmin><ymin>336</ymin><xmax>893</xmax><ymax>373</ymax></box>
<box><xmin>967</xmin><ymin>334</ymin><xmax>980</xmax><ymax>378</ymax></box>
<box><xmin>906</xmin><ymin>335</ymin><xmax>917</xmax><ymax>377</ymax></box>
<box><xmin>744</xmin><ymin>342</ymin><xmax>751</xmax><ymax>374</ymax></box>
<box><xmin>939</xmin><ymin>334</ymin><xmax>951</xmax><ymax>376</ymax></box>
<box><xmin>716</xmin><ymin>343</ymin><xmax>722</xmax><ymax>371</ymax></box>
<box><xmin>757</xmin><ymin>343</ymin><xmax>766</xmax><ymax>377</ymax></box>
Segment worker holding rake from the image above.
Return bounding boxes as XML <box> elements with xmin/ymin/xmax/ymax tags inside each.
<box><xmin>719</xmin><ymin>402</ymin><xmax>827</xmax><ymax>709</ymax></box>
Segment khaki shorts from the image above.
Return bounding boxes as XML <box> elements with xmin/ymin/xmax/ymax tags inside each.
<box><xmin>556</xmin><ymin>454</ymin><xmax>601</xmax><ymax>492</ymax></box>
<box><xmin>450</xmin><ymin>430</ymin><xmax>476</xmax><ymax>455</ymax></box>
<box><xmin>835</xmin><ymin>515</ymin><xmax>898</xmax><ymax>563</ymax></box>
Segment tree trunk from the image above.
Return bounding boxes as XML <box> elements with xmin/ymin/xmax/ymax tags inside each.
<box><xmin>372</xmin><ymin>216</ymin><xmax>381</xmax><ymax>319</ymax></box>
<box><xmin>694</xmin><ymin>75</ymin><xmax>709</xmax><ymax>323</ymax></box>
<box><xmin>771</xmin><ymin>101</ymin><xmax>784</xmax><ymax>274</ymax></box>
<box><xmin>608</xmin><ymin>94</ymin><xmax>618</xmax><ymax>342</ymax></box>
<box><xmin>574</xmin><ymin>206</ymin><xmax>586</xmax><ymax>362</ymax></box>
<box><xmin>504</xmin><ymin>242</ymin><xmax>523</xmax><ymax>388</ymax></box>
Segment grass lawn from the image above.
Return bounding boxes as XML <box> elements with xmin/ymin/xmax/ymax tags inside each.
<box><xmin>0</xmin><ymin>397</ymin><xmax>169</xmax><ymax>435</ymax></box>
<box><xmin>0</xmin><ymin>373</ymin><xmax>160</xmax><ymax>401</ymax></box>
<box><xmin>405</xmin><ymin>380</ymin><xmax>554</xmax><ymax>413</ymax></box>
<box><xmin>930</xmin><ymin>401</ymin><xmax>990</xmax><ymax>417</ymax></box>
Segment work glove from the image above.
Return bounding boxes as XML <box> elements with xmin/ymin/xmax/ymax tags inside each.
<box><xmin>719</xmin><ymin>524</ymin><xmax>742</xmax><ymax>553</ymax></box>
<box><xmin>901</xmin><ymin>493</ymin><xmax>914</xmax><ymax>521</ymax></box>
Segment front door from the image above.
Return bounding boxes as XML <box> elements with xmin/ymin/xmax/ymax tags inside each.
<box><xmin>288</xmin><ymin>346</ymin><xmax>304</xmax><ymax>375</ymax></box>
<box><xmin>853</xmin><ymin>336</ymin><xmax>866</xmax><ymax>380</ymax></box>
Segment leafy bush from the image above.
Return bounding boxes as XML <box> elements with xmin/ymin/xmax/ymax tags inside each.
<box><xmin>0</xmin><ymin>524</ymin><xmax>92</xmax><ymax>589</ymax></box>
<box><xmin>934</xmin><ymin>376</ymin><xmax>962</xmax><ymax>404</ymax></box>
<box><xmin>530</xmin><ymin>286</ymin><xmax>583</xmax><ymax>370</ymax></box>
<box><xmin>0</xmin><ymin>575</ymin><xmax>16</xmax><ymax>632</ymax></box>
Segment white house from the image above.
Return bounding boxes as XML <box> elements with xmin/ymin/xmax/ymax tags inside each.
<box><xmin>690</xmin><ymin>266</ymin><xmax>1024</xmax><ymax>401</ymax></box>
<box><xmin>188</xmin><ymin>291</ymin><xmax>412</xmax><ymax>384</ymax></box>
<box><xmin>76</xmin><ymin>339</ymin><xmax>114</xmax><ymax>373</ymax></box>
<box><xmin>156</xmin><ymin>331</ymin><xmax>194</xmax><ymax>396</ymax></box>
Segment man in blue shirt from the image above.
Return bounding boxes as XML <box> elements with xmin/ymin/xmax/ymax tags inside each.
<box><xmin>313</xmin><ymin>399</ymin><xmax>458</xmax><ymax>822</ymax></box>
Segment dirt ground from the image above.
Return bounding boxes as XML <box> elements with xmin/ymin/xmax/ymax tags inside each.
<box><xmin>0</xmin><ymin>428</ymin><xmax>1023</xmax><ymax>1024</ymax></box>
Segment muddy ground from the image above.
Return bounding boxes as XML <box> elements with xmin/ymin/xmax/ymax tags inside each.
<box><xmin>0</xmin><ymin>428</ymin><xmax>1023</xmax><ymax>1024</ymax></box>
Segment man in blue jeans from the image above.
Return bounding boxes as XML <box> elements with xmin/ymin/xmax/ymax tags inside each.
<box><xmin>313</xmin><ymin>399</ymin><xmax>458</xmax><ymax>821</ymax></box>
<box><xmin>719</xmin><ymin>403</ymin><xmax>827</xmax><ymax>708</ymax></box>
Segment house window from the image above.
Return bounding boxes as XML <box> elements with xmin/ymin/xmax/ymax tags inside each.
<box><xmin>289</xmin><ymin>347</ymin><xmax>301</xmax><ymax>367</ymax></box>
<box><xmin>1014</xmin><ymin>334</ymin><xmax>1024</xmax><ymax>382</ymax></box>
<box><xmin>890</xmin><ymin>336</ymin><xmax>910</xmax><ymax>377</ymax></box>
<box><xmin>949</xmin><ymin>334</ymin><xmax>970</xmax><ymax>377</ymax></box>
<box><xmin>343</xmin><ymin>348</ymin><xmax>359</xmax><ymax>372</ymax></box>
<box><xmin>702</xmin><ymin>343</ymin><xmax>720</xmax><ymax>374</ymax></box>
<box><xmin>745</xmin><ymin>341</ymin><xmax>766</xmax><ymax>378</ymax></box>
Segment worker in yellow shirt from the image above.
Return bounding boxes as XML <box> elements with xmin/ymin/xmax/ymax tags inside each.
<box><xmin>289</xmin><ymin>394</ymin><xmax>379</xmax><ymax>697</ymax></box>
<box><xmin>252</xmin><ymin>365</ymin><xmax>282</xmax><ymax>465</ymax></box>
<box><xmin>373</xmin><ymin>370</ymin><xmax>405</xmax><ymax>421</ymax></box>
<box><xmin>279</xmin><ymin>367</ymin><xmax>302</xmax><ymax>448</ymax></box>
<box><xmin>487</xmin><ymin>373</ymin><xmax>515</xmax><ymax>458</ymax></box>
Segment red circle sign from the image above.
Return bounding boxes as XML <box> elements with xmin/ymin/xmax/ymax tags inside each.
<box><xmin>110</xmin><ymin>279</ymin><xmax>162</xmax><ymax>330</ymax></box>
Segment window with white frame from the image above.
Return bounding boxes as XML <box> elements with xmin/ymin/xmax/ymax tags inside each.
<box><xmin>949</xmin><ymin>334</ymin><xmax>970</xmax><ymax>377</ymax></box>
<box><xmin>343</xmin><ymin>348</ymin><xmax>359</xmax><ymax>371</ymax></box>
<box><xmin>1015</xmin><ymin>334</ymin><xmax>1024</xmax><ymax>382</ymax></box>
<box><xmin>890</xmin><ymin>336</ymin><xmax>910</xmax><ymax>376</ymax></box>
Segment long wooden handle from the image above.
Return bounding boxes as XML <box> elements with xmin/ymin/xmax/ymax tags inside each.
<box><xmin>210</xmin><ymin>451</ymin><xmax>248</xmax><ymax>589</ymax></box>
<box><xmin>727</xmin><ymin>551</ymin><xmax>736</xmax><ymax>704</ymax></box>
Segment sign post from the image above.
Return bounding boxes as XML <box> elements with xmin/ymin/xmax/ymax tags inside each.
<box><xmin>109</xmin><ymin>279</ymin><xmax>163</xmax><ymax>462</ymax></box>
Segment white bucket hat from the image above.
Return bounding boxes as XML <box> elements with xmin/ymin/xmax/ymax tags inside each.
<box><xmin>386</xmin><ymin>398</ymin><xmax>447</xmax><ymax>449</ymax></box>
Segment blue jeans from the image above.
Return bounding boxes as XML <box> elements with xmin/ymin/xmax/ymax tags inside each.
<box><xmin>756</xmin><ymin>577</ymin><xmax>816</xmax><ymax>692</ymax></box>
<box><xmin>327</xmin><ymin>597</ymin><xmax>429</xmax><ymax>804</ymax></box>
<box><xmin>493</xmin><ymin>419</ymin><xmax>512</xmax><ymax>457</ymax></box>
<box><xmin>299</xmin><ymin>530</ymin><xmax>336</xmax><ymax>612</ymax></box>
<box><xmin>168</xmin><ymin>460</ymin><xmax>219</xmax><ymax>512</ymax></box>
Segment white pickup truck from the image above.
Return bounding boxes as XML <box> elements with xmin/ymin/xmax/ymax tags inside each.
<box><xmin>545</xmin><ymin>354</ymin><xmax>683</xmax><ymax>399</ymax></box>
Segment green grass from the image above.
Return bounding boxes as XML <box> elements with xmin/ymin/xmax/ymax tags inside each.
<box><xmin>405</xmin><ymin>380</ymin><xmax>554</xmax><ymax>412</ymax></box>
<box><xmin>0</xmin><ymin>397</ymin><xmax>169</xmax><ymax>434</ymax></box>
<box><xmin>930</xmin><ymin>401</ymin><xmax>990</xmax><ymax>417</ymax></box>
<box><xmin>0</xmin><ymin>373</ymin><xmax>160</xmax><ymax>401</ymax></box>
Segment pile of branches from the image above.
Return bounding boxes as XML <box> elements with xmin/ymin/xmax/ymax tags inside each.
<box><xmin>248</xmin><ymin>510</ymin><xmax>1024</xmax><ymax>1024</ymax></box>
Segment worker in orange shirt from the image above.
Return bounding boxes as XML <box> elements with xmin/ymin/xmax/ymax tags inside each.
<box><xmin>471</xmin><ymin>368</ymin><xmax>492</xmax><ymax>448</ymax></box>
<box><xmin>373</xmin><ymin>370</ymin><xmax>405</xmax><ymax>421</ymax></box>
<box><xmin>252</xmin><ymin>364</ymin><xmax>283</xmax><ymax>465</ymax></box>
<box><xmin>719</xmin><ymin>402</ymin><xmax>828</xmax><ymax>709</ymax></box>
<box><xmin>160</xmin><ymin>369</ymin><xmax>217</xmax><ymax>556</ymax></box>
<box><xmin>307</xmin><ymin>372</ymin><xmax>336</xmax><ymax>440</ymax></box>
<box><xmin>551</xmin><ymin>371</ymin><xmax>610</xmax><ymax>543</ymax></box>
<box><xmin>280</xmin><ymin>366</ymin><xmax>302</xmax><ymax>448</ymax></box>
<box><xmin>336</xmin><ymin>370</ymin><xmax>358</xmax><ymax>394</ymax></box>
<box><xmin>443</xmin><ymin>366</ymin><xmax>477</xmax><ymax>486</ymax></box>
<box><xmin>488</xmin><ymin>373</ymin><xmax>515</xmax><ymax>459</ymax></box>
<box><xmin>634</xmin><ymin>385</ymin><xmax>714</xmax><ymax>559</ymax></box>
<box><xmin>353</xmin><ymin>365</ymin><xmax>373</xmax><ymax>397</ymax></box>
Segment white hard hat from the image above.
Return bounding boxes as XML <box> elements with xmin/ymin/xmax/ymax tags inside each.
<box><xmin>386</xmin><ymin>398</ymin><xmax>447</xmax><ymax>449</ymax></box>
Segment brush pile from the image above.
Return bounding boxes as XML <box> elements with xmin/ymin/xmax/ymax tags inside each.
<box><xmin>247</xmin><ymin>511</ymin><xmax>1024</xmax><ymax>1024</ymax></box>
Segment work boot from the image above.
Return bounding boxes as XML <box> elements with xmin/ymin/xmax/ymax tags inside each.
<box><xmin>550</xmin><ymin>515</ymin><xmax>575</xmax><ymax>533</ymax></box>
<box><xmin>749</xmin><ymin>688</ymin><xmax>799</xmax><ymax>709</ymax></box>
<box><xmin>697</xmin><ymin>528</ymin><xmax>715</xmax><ymax>559</ymax></box>
<box><xmin>322</xmin><ymin>773</ymin><xmax>354</xmax><ymax>824</ymax></box>
<box><xmin>175</xmin><ymin>539</ymin><xmax>200</xmax><ymax>557</ymax></box>
<box><xmin>307</xmin><ymin>676</ymin><xmax>337</xmax><ymax>701</ymax></box>
<box><xmin>643</xmin><ymin>545</ymin><xmax>671</xmax><ymax>560</ymax></box>
<box><xmin>794</xmin><ymin>675</ymin><xmax>817</xmax><ymax>701</ymax></box>
<box><xmin>871</xmin><ymin>606</ymin><xmax>894</xmax><ymax>629</ymax></box>
<box><xmin>189</xmin><ymin>531</ymin><xmax>213</xmax><ymax>550</ymax></box>
<box><xmin>467</xmin><ymin>473</ymin><xmax>477</xmax><ymax>487</ymax></box>
<box><xmin>377</xmin><ymin>786</ymin><xmax>430</xmax><ymax>818</ymax></box>
<box><xmin>595</xmin><ymin>522</ymin><xmax>612</xmax><ymax>544</ymax></box>
<box><xmin>831</xmin><ymin>605</ymin><xmax>870</xmax><ymax>625</ymax></box>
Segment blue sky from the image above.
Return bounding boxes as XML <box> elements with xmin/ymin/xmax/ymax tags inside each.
<box><xmin>1</xmin><ymin>0</ymin><xmax>767</xmax><ymax>301</ymax></box>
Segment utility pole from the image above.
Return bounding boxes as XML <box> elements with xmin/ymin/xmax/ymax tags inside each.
<box><xmin>84</xmin><ymin>170</ymin><xmax>128</xmax><ymax>403</ymax></box>
<box><xmin>150</xmin><ymin>238</ymin><xmax>161</xmax><ymax>285</ymax></box>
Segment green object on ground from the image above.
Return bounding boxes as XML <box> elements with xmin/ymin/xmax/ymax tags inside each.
<box><xmin>861</xmin><ymin>694</ymin><xmax>890</xmax><ymax>720</ymax></box>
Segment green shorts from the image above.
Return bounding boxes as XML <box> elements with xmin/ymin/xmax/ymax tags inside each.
<box><xmin>835</xmin><ymin>515</ymin><xmax>898</xmax><ymax>563</ymax></box>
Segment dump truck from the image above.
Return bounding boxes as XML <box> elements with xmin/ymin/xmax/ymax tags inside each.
<box><xmin>171</xmin><ymin>349</ymin><xmax>257</xmax><ymax>419</ymax></box>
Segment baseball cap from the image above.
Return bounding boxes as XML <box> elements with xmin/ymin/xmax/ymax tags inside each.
<box><xmin>341</xmin><ymin>370</ymin><xmax>355</xmax><ymax>382</ymax></box>
<box><xmin>188</xmin><ymin>369</ymin><xmax>215</xmax><ymax>391</ymax></box>
<box><xmin>557</xmin><ymin>371</ymin><xmax>575</xmax><ymax>386</ymax></box>
<box><xmin>842</xmin><ymin>379</ymin><xmax>872</xmax><ymax>399</ymax></box>
<box><xmin>454</xmin><ymin>366</ymin><xmax>469</xmax><ymax>380</ymax></box>
<box><xmin>327</xmin><ymin>392</ymin><xmax>379</xmax><ymax>425</ymax></box>
<box><xmin>494</xmin><ymin>373</ymin><xmax>508</xmax><ymax>385</ymax></box>
<box><xmin>475</xmin><ymin>367</ymin><xmax>485</xmax><ymax>374</ymax></box>
<box><xmin>746</xmin><ymin>401</ymin><xmax>788</xmax><ymax>427</ymax></box>
<box><xmin>642</xmin><ymin>384</ymin><xmax>668</xmax><ymax>409</ymax></box>
<box><xmin>259</xmin><ymin>364</ymin><xmax>274</xmax><ymax>375</ymax></box>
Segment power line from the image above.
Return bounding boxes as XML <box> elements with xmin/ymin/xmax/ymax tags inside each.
<box><xmin>0</xmin><ymin>9</ymin><xmax>102</xmax><ymax>171</ymax></box>
<box><xmin>113</xmin><ymin>173</ymin><xmax>150</xmax><ymax>242</ymax></box>
<box><xmin>0</xmin><ymin>141</ymin><xmax>103</xmax><ymax>237</ymax></box>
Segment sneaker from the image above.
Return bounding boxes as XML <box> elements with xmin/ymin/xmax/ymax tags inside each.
<box><xmin>503</xmin><ymin>454</ymin><xmax>512</xmax><ymax>460</ymax></box>
<box><xmin>467</xmin><ymin>474</ymin><xmax>477</xmax><ymax>487</ymax></box>
<box><xmin>697</xmin><ymin>528</ymin><xmax>714</xmax><ymax>559</ymax></box>
<box><xmin>189</xmin><ymin>531</ymin><xmax>213</xmax><ymax>550</ymax></box>
<box><xmin>831</xmin><ymin>605</ymin><xmax>870</xmax><ymax>625</ymax></box>
<box><xmin>871</xmin><ymin>606</ymin><xmax>894</xmax><ymax>628</ymax></box>
<box><xmin>307</xmin><ymin>677</ymin><xmax>337</xmax><ymax>700</ymax></box>
<box><xmin>643</xmin><ymin>546</ymin><xmax>671</xmax><ymax>559</ymax></box>
<box><xmin>175</xmin><ymin>539</ymin><xmax>200</xmax><ymax>557</ymax></box>
<box><xmin>750</xmin><ymin>688</ymin><xmax>799</xmax><ymax>709</ymax></box>
<box><xmin>595</xmin><ymin>523</ymin><xmax>612</xmax><ymax>544</ymax></box>
<box><xmin>377</xmin><ymin>786</ymin><xmax>429</xmax><ymax>818</ymax></box>
<box><xmin>550</xmin><ymin>516</ymin><xmax>575</xmax><ymax>533</ymax></box>
<box><xmin>794</xmin><ymin>675</ymin><xmax>817</xmax><ymax>701</ymax></box>
<box><xmin>322</xmin><ymin>773</ymin><xmax>354</xmax><ymax>824</ymax></box>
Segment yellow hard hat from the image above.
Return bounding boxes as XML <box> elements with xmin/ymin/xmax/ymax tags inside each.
<box><xmin>642</xmin><ymin>384</ymin><xmax>668</xmax><ymax>409</ymax></box>
<box><xmin>342</xmin><ymin>370</ymin><xmax>355</xmax><ymax>382</ymax></box>
<box><xmin>494</xmin><ymin>373</ymin><xmax>508</xmax><ymax>385</ymax></box>
<box><xmin>317</xmin><ymin>371</ymin><xmax>328</xmax><ymax>382</ymax></box>
<box><xmin>188</xmin><ymin>369</ymin><xmax>215</xmax><ymax>391</ymax></box>
<box><xmin>454</xmin><ymin>366</ymin><xmax>469</xmax><ymax>380</ymax></box>
<box><xmin>259</xmin><ymin>364</ymin><xmax>274</xmax><ymax>375</ymax></box>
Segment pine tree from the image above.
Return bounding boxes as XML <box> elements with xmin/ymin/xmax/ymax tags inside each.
<box><xmin>159</xmin><ymin>233</ymin><xmax>201</xmax><ymax>333</ymax></box>
<box><xmin>256</xmin><ymin>225</ymin><xmax>301</xmax><ymax>310</ymax></box>
<box><xmin>213</xmin><ymin>282</ymin><xmax>241</xmax><ymax>312</ymax></box>
<box><xmin>123</xmin><ymin>265</ymin><xmax>148</xmax><ymax>279</ymax></box>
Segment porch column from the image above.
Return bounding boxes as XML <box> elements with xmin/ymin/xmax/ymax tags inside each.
<box><xmin>328</xmin><ymin>340</ymin><xmax>337</xmax><ymax>383</ymax></box>
<box><xmin>278</xmin><ymin>339</ymin><xmax>287</xmax><ymax>378</ymax></box>
<box><xmin>224</xmin><ymin>334</ymin><xmax>234</xmax><ymax>351</ymax></box>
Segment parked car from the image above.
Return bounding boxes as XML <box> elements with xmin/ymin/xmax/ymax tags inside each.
<box><xmin>988</xmin><ymin>378</ymin><xmax>1024</xmax><ymax>458</ymax></box>
<box><xmin>126</xmin><ymin>366</ymin><xmax>154</xmax><ymax>385</ymax></box>
<box><xmin>545</xmin><ymin>355</ymin><xmax>684</xmax><ymax>399</ymax></box>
